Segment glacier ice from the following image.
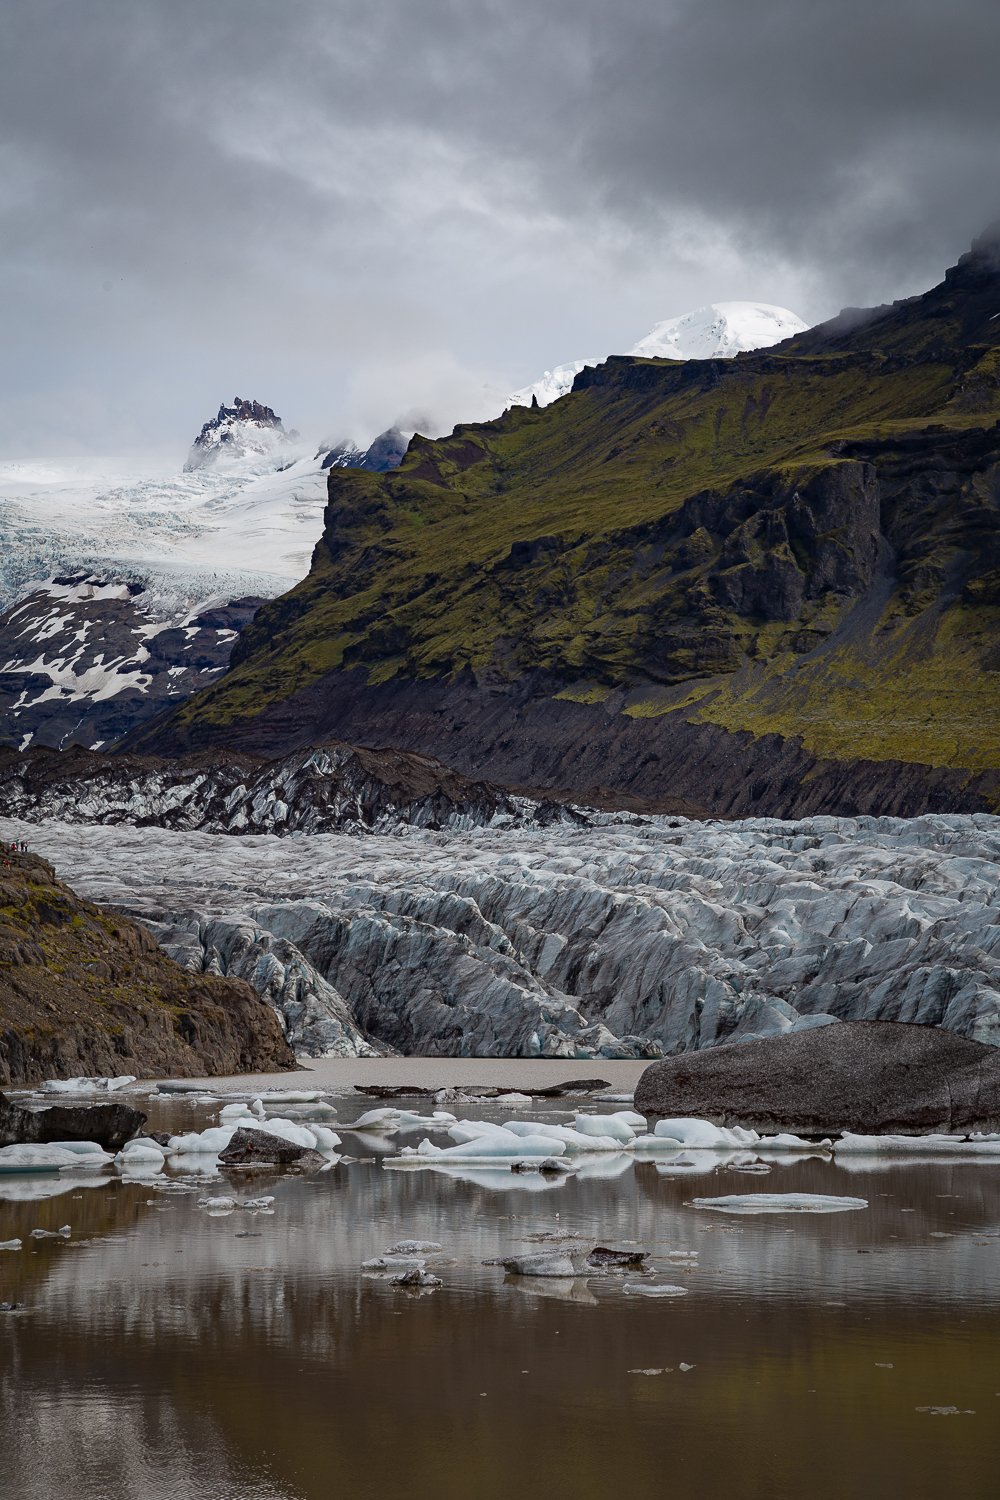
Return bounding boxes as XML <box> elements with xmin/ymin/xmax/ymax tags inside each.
<box><xmin>833</xmin><ymin>1132</ymin><xmax>1000</xmax><ymax>1156</ymax></box>
<box><xmin>6</xmin><ymin>810</ymin><xmax>1000</xmax><ymax>1062</ymax></box>
<box><xmin>690</xmin><ymin>1194</ymin><xmax>869</xmax><ymax>1214</ymax></box>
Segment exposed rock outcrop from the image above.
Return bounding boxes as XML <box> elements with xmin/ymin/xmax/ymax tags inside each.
<box><xmin>0</xmin><ymin>852</ymin><xmax>296</xmax><ymax>1086</ymax></box>
<box><xmin>0</xmin><ymin>741</ymin><xmax>573</xmax><ymax>836</ymax></box>
<box><xmin>0</xmin><ymin>577</ymin><xmax>262</xmax><ymax>752</ymax></box>
<box><xmin>634</xmin><ymin>1020</ymin><xmax>1000</xmax><ymax>1134</ymax></box>
<box><xmin>185</xmin><ymin>398</ymin><xmax>295</xmax><ymax>472</ymax></box>
<box><xmin>0</xmin><ymin>1092</ymin><xmax>145</xmax><ymax>1150</ymax></box>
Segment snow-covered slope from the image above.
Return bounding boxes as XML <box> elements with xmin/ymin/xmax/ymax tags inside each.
<box><xmin>0</xmin><ymin>440</ymin><xmax>332</xmax><ymax>749</ymax></box>
<box><xmin>508</xmin><ymin>301</ymin><xmax>810</xmax><ymax>409</ymax></box>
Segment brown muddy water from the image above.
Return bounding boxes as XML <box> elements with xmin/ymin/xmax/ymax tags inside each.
<box><xmin>2</xmin><ymin>1088</ymin><xmax>999</xmax><ymax>1500</ymax></box>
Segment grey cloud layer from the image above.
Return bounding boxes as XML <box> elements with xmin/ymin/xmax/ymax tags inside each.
<box><xmin>4</xmin><ymin>0</ymin><xmax>999</xmax><ymax>452</ymax></box>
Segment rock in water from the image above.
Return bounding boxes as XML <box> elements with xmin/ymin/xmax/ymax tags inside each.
<box><xmin>634</xmin><ymin>1020</ymin><xmax>1000</xmax><ymax>1135</ymax></box>
<box><xmin>218</xmin><ymin>1127</ymin><xmax>327</xmax><ymax>1167</ymax></box>
<box><xmin>0</xmin><ymin>1092</ymin><xmax>145</xmax><ymax>1151</ymax></box>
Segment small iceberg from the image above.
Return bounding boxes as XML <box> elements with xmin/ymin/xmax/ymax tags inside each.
<box><xmin>623</xmin><ymin>1283</ymin><xmax>688</xmax><ymax>1297</ymax></box>
<box><xmin>834</xmin><ymin>1132</ymin><xmax>1000</xmax><ymax>1157</ymax></box>
<box><xmin>40</xmin><ymin>1075</ymin><xmax>136</xmax><ymax>1094</ymax></box>
<box><xmin>690</xmin><ymin>1193</ymin><xmax>868</xmax><ymax>1214</ymax></box>
<box><xmin>0</xmin><ymin>1143</ymin><xmax>111</xmax><ymax>1174</ymax></box>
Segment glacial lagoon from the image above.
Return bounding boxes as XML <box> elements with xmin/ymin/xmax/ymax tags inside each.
<box><xmin>2</xmin><ymin>1083</ymin><xmax>1000</xmax><ymax>1500</ymax></box>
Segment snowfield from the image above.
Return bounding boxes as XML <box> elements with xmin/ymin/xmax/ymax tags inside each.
<box><xmin>0</xmin><ymin>449</ymin><xmax>328</xmax><ymax>613</ymax></box>
<box><xmin>507</xmin><ymin>301</ymin><xmax>809</xmax><ymax>409</ymax></box>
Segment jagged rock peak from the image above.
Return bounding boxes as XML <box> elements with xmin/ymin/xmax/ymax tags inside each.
<box><xmin>319</xmin><ymin>425</ymin><xmax>409</xmax><ymax>473</ymax></box>
<box><xmin>184</xmin><ymin>396</ymin><xmax>297</xmax><ymax>472</ymax></box>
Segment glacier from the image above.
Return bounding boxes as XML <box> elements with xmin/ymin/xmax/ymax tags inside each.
<box><xmin>2</xmin><ymin>810</ymin><xmax>998</xmax><ymax>1062</ymax></box>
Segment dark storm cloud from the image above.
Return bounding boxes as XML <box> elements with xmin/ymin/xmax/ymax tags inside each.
<box><xmin>3</xmin><ymin>0</ymin><xmax>999</xmax><ymax>452</ymax></box>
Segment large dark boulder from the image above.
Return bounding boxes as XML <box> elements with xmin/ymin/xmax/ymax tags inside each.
<box><xmin>0</xmin><ymin>1091</ymin><xmax>145</xmax><ymax>1151</ymax></box>
<box><xmin>634</xmin><ymin>1021</ymin><xmax>1000</xmax><ymax>1135</ymax></box>
<box><xmin>218</xmin><ymin>1126</ymin><xmax>325</xmax><ymax>1167</ymax></box>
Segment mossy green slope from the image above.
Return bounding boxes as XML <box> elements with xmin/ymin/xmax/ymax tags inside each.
<box><xmin>148</xmin><ymin>231</ymin><xmax>1000</xmax><ymax>803</ymax></box>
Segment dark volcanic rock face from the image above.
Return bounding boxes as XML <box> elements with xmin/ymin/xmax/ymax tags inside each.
<box><xmin>0</xmin><ymin>1093</ymin><xmax>145</xmax><ymax>1151</ymax></box>
<box><xmin>121</xmin><ymin>663</ymin><xmax>999</xmax><ymax>820</ymax></box>
<box><xmin>136</xmin><ymin>231</ymin><xmax>1000</xmax><ymax>818</ymax></box>
<box><xmin>634</xmin><ymin>1021</ymin><xmax>1000</xmax><ymax>1134</ymax></box>
<box><xmin>0</xmin><ymin>575</ymin><xmax>262</xmax><ymax>751</ymax></box>
<box><xmin>0</xmin><ymin>852</ymin><xmax>296</xmax><ymax>1086</ymax></box>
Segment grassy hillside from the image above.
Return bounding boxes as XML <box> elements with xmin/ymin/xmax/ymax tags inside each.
<box><xmin>143</xmin><ymin>231</ymin><xmax>1000</xmax><ymax>804</ymax></box>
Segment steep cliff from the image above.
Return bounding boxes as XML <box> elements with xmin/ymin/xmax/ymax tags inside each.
<box><xmin>130</xmin><ymin>231</ymin><xmax>1000</xmax><ymax>816</ymax></box>
<box><xmin>0</xmin><ymin>851</ymin><xmax>296</xmax><ymax>1085</ymax></box>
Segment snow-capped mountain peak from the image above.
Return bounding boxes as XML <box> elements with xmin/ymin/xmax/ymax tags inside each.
<box><xmin>508</xmin><ymin>300</ymin><xmax>809</xmax><ymax>410</ymax></box>
<box><xmin>184</xmin><ymin>397</ymin><xmax>298</xmax><ymax>472</ymax></box>
<box><xmin>630</xmin><ymin>302</ymin><xmax>809</xmax><ymax>361</ymax></box>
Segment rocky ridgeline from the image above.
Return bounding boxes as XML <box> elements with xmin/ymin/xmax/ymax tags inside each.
<box><xmin>0</xmin><ymin>741</ymin><xmax>583</xmax><ymax>836</ymax></box>
<box><xmin>8</xmin><ymin>811</ymin><xmax>999</xmax><ymax>1062</ymax></box>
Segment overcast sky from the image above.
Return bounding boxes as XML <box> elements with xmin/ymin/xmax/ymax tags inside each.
<box><xmin>4</xmin><ymin>0</ymin><xmax>1000</xmax><ymax>457</ymax></box>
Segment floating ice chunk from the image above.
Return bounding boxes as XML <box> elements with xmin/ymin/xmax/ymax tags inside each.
<box><xmin>343</xmin><ymin>1108</ymin><xmax>419</xmax><ymax>1133</ymax></box>
<box><xmin>623</xmin><ymin>1283</ymin><xmax>688</xmax><ymax>1297</ymax></box>
<box><xmin>385</xmin><ymin>1240</ymin><xmax>442</xmax><ymax>1254</ymax></box>
<box><xmin>495</xmin><ymin>1251</ymin><xmax>584</xmax><ymax>1277</ymax></box>
<box><xmin>757</xmin><ymin>1133</ymin><xmax>832</xmax><ymax>1153</ymax></box>
<box><xmin>503</xmin><ymin>1121</ymin><xmax>624</xmax><ymax>1153</ymax></box>
<box><xmin>572</xmin><ymin>1113</ymin><xmax>638</xmax><ymax>1144</ymax></box>
<box><xmin>30</xmin><ymin>1224</ymin><xmax>71</xmax><ymax>1239</ymax></box>
<box><xmin>220</xmin><ymin>1102</ymin><xmax>256</xmax><ymax>1125</ymax></box>
<box><xmin>363</xmin><ymin>1254</ymin><xmax>427</xmax><ymax>1272</ymax></box>
<box><xmin>650</xmin><ymin>1119</ymin><xmax>759</xmax><ymax>1150</ymax></box>
<box><xmin>201</xmin><ymin>1196</ymin><xmax>238</xmax><ymax>1213</ymax></box>
<box><xmin>448</xmin><ymin>1120</ymin><xmax>516</xmax><ymax>1144</ymax></box>
<box><xmin>167</xmin><ymin>1126</ymin><xmax>237</xmax><ymax>1156</ymax></box>
<box><xmin>115</xmin><ymin>1141</ymin><xmax>166</xmax><ymax>1170</ymax></box>
<box><xmin>242</xmin><ymin>1196</ymin><xmax>275</xmax><ymax>1211</ymax></box>
<box><xmin>495</xmin><ymin>1092</ymin><xmax>533</xmax><ymax>1105</ymax></box>
<box><xmin>402</xmin><ymin>1133</ymin><xmax>567</xmax><ymax>1164</ymax></box>
<box><xmin>44</xmin><ymin>1140</ymin><xmax>114</xmax><ymax>1163</ymax></box>
<box><xmin>259</xmin><ymin>1101</ymin><xmax>339</xmax><ymax>1122</ymax></box>
<box><xmin>40</xmin><ymin>1075</ymin><xmax>136</xmax><ymax>1094</ymax></box>
<box><xmin>691</xmin><ymin>1194</ymin><xmax>868</xmax><ymax>1214</ymax></box>
<box><xmin>0</xmin><ymin>1144</ymin><xmax>97</xmax><ymax>1173</ymax></box>
<box><xmin>0</xmin><ymin>1239</ymin><xmax>22</xmax><ymax>1250</ymax></box>
<box><xmin>253</xmin><ymin>1090</ymin><xmax>325</xmax><ymax>1104</ymax></box>
<box><xmin>390</xmin><ymin>1268</ymin><xmax>442</xmax><ymax>1288</ymax></box>
<box><xmin>834</xmin><ymin>1132</ymin><xmax>1000</xmax><ymax>1157</ymax></box>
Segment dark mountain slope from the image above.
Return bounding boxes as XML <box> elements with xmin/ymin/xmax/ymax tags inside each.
<box><xmin>0</xmin><ymin>852</ymin><xmax>296</xmax><ymax>1086</ymax></box>
<box><xmin>129</xmin><ymin>231</ymin><xmax>1000</xmax><ymax>815</ymax></box>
